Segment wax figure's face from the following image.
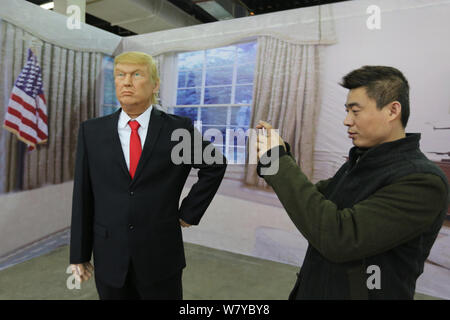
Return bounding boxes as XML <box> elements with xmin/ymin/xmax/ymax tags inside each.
<box><xmin>344</xmin><ymin>87</ymin><xmax>398</xmax><ymax>148</ymax></box>
<box><xmin>114</xmin><ymin>63</ymin><xmax>159</xmax><ymax>114</ymax></box>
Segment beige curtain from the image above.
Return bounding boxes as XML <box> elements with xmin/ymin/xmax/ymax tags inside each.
<box><xmin>0</xmin><ymin>20</ymin><xmax>103</xmax><ymax>193</ymax></box>
<box><xmin>153</xmin><ymin>53</ymin><xmax>167</xmax><ymax>111</ymax></box>
<box><xmin>154</xmin><ymin>52</ymin><xmax>178</xmax><ymax>110</ymax></box>
<box><xmin>244</xmin><ymin>36</ymin><xmax>322</xmax><ymax>187</ymax></box>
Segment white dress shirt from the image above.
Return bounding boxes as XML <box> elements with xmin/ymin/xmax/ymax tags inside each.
<box><xmin>117</xmin><ymin>105</ymin><xmax>152</xmax><ymax>171</ymax></box>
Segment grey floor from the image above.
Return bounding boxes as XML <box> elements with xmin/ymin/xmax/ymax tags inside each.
<box><xmin>0</xmin><ymin>229</ymin><xmax>441</xmax><ymax>300</ymax></box>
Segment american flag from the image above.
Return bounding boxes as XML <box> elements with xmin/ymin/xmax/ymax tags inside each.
<box><xmin>3</xmin><ymin>48</ymin><xmax>48</xmax><ymax>151</ymax></box>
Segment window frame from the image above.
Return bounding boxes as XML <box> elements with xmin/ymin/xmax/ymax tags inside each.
<box><xmin>170</xmin><ymin>41</ymin><xmax>257</xmax><ymax>164</ymax></box>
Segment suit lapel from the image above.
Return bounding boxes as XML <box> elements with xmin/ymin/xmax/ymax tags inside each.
<box><xmin>110</xmin><ymin>108</ymin><xmax>130</xmax><ymax>180</ymax></box>
<box><xmin>130</xmin><ymin>107</ymin><xmax>165</xmax><ymax>187</ymax></box>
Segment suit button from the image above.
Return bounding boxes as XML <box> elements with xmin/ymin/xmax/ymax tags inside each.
<box><xmin>130</xmin><ymin>191</ymin><xmax>134</xmax><ymax>196</ymax></box>
<box><xmin>129</xmin><ymin>224</ymin><xmax>134</xmax><ymax>230</ymax></box>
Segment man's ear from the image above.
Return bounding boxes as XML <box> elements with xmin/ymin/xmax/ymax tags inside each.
<box><xmin>387</xmin><ymin>101</ymin><xmax>402</xmax><ymax>122</ymax></box>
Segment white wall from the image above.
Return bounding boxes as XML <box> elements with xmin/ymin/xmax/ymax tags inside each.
<box><xmin>180</xmin><ymin>185</ymin><xmax>308</xmax><ymax>266</ymax></box>
<box><xmin>313</xmin><ymin>0</ymin><xmax>450</xmax><ymax>181</ymax></box>
<box><xmin>0</xmin><ymin>182</ymin><xmax>73</xmax><ymax>258</ymax></box>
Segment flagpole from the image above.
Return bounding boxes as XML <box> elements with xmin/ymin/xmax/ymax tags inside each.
<box><xmin>29</xmin><ymin>39</ymin><xmax>41</xmax><ymax>59</ymax></box>
<box><xmin>15</xmin><ymin>141</ymin><xmax>26</xmax><ymax>191</ymax></box>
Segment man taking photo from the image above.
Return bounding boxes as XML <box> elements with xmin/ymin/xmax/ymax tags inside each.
<box><xmin>256</xmin><ymin>65</ymin><xmax>449</xmax><ymax>299</ymax></box>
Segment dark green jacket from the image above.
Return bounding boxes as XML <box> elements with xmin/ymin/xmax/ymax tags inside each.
<box><xmin>259</xmin><ymin>133</ymin><xmax>449</xmax><ymax>299</ymax></box>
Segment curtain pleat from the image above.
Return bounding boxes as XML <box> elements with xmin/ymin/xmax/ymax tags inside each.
<box><xmin>0</xmin><ymin>20</ymin><xmax>104</xmax><ymax>192</ymax></box>
<box><xmin>244</xmin><ymin>36</ymin><xmax>322</xmax><ymax>187</ymax></box>
<box><xmin>1</xmin><ymin>20</ymin><xmax>25</xmax><ymax>193</ymax></box>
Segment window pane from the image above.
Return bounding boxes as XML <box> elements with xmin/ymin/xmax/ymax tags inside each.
<box><xmin>200</xmin><ymin>107</ymin><xmax>228</xmax><ymax>125</ymax></box>
<box><xmin>102</xmin><ymin>56</ymin><xmax>119</xmax><ymax>109</ymax></box>
<box><xmin>202</xmin><ymin>125</ymin><xmax>226</xmax><ymax>146</ymax></box>
<box><xmin>227</xmin><ymin>127</ymin><xmax>248</xmax><ymax>147</ymax></box>
<box><xmin>237</xmin><ymin>42</ymin><xmax>257</xmax><ymax>64</ymax></box>
<box><xmin>174</xmin><ymin>42</ymin><xmax>256</xmax><ymax>142</ymax></box>
<box><xmin>230</xmin><ymin>106</ymin><xmax>251</xmax><ymax>126</ymax></box>
<box><xmin>235</xmin><ymin>85</ymin><xmax>253</xmax><ymax>104</ymax></box>
<box><xmin>103</xmin><ymin>106</ymin><xmax>120</xmax><ymax>116</ymax></box>
<box><xmin>227</xmin><ymin>146</ymin><xmax>246</xmax><ymax>164</ymax></box>
<box><xmin>205</xmin><ymin>66</ymin><xmax>233</xmax><ymax>86</ymax></box>
<box><xmin>103</xmin><ymin>79</ymin><xmax>117</xmax><ymax>105</ymax></box>
<box><xmin>236</xmin><ymin>63</ymin><xmax>255</xmax><ymax>84</ymax></box>
<box><xmin>178</xmin><ymin>70</ymin><xmax>202</xmax><ymax>88</ymax></box>
<box><xmin>204</xmin><ymin>86</ymin><xmax>232</xmax><ymax>104</ymax></box>
<box><xmin>206</xmin><ymin>45</ymin><xmax>235</xmax><ymax>67</ymax></box>
<box><xmin>178</xmin><ymin>51</ymin><xmax>204</xmax><ymax>71</ymax></box>
<box><xmin>217</xmin><ymin>145</ymin><xmax>226</xmax><ymax>156</ymax></box>
<box><xmin>177</xmin><ymin>88</ymin><xmax>201</xmax><ymax>105</ymax></box>
<box><xmin>173</xmin><ymin>107</ymin><xmax>198</xmax><ymax>122</ymax></box>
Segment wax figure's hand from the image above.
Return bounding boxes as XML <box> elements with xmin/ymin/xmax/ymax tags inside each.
<box><xmin>256</xmin><ymin>120</ymin><xmax>286</xmax><ymax>159</ymax></box>
<box><xmin>70</xmin><ymin>262</ymin><xmax>94</xmax><ymax>283</ymax></box>
<box><xmin>179</xmin><ymin>219</ymin><xmax>192</xmax><ymax>228</ymax></box>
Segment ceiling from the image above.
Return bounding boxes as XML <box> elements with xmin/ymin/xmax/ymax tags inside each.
<box><xmin>24</xmin><ymin>0</ymin><xmax>350</xmax><ymax>36</ymax></box>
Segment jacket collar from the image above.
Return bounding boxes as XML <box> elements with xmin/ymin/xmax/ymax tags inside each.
<box><xmin>117</xmin><ymin>105</ymin><xmax>153</xmax><ymax>130</ymax></box>
<box><xmin>111</xmin><ymin>107</ymin><xmax>166</xmax><ymax>184</ymax></box>
<box><xmin>348</xmin><ymin>133</ymin><xmax>421</xmax><ymax>168</ymax></box>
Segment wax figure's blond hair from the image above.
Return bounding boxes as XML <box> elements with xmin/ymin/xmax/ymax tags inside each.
<box><xmin>114</xmin><ymin>51</ymin><xmax>159</xmax><ymax>104</ymax></box>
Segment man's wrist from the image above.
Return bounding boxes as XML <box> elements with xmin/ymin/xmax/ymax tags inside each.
<box><xmin>257</xmin><ymin>145</ymin><xmax>288</xmax><ymax>177</ymax></box>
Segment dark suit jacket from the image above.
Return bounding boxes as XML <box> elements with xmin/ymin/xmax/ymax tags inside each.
<box><xmin>69</xmin><ymin>107</ymin><xmax>227</xmax><ymax>287</ymax></box>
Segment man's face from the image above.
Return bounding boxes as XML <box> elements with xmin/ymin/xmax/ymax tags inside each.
<box><xmin>114</xmin><ymin>63</ymin><xmax>159</xmax><ymax>111</ymax></box>
<box><xmin>344</xmin><ymin>87</ymin><xmax>392</xmax><ymax>148</ymax></box>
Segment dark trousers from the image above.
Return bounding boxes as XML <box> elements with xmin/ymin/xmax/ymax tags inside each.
<box><xmin>95</xmin><ymin>260</ymin><xmax>183</xmax><ymax>300</ymax></box>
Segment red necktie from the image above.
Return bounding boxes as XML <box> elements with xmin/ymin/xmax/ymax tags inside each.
<box><xmin>128</xmin><ymin>120</ymin><xmax>142</xmax><ymax>179</ymax></box>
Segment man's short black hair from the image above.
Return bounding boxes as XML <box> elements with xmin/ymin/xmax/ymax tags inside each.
<box><xmin>340</xmin><ymin>66</ymin><xmax>410</xmax><ymax>128</ymax></box>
